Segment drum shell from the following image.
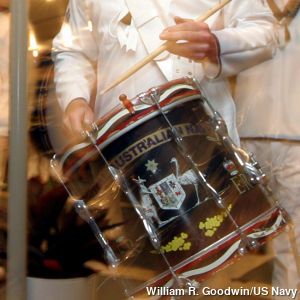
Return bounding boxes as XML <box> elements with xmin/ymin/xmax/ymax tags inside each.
<box><xmin>59</xmin><ymin>86</ymin><xmax>287</xmax><ymax>296</ymax></box>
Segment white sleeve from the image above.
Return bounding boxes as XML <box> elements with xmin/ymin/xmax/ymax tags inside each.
<box><xmin>212</xmin><ymin>0</ymin><xmax>286</xmax><ymax>77</ymax></box>
<box><xmin>52</xmin><ymin>0</ymin><xmax>98</xmax><ymax>112</ymax></box>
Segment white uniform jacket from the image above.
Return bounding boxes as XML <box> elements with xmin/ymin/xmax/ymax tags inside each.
<box><xmin>235</xmin><ymin>1</ymin><xmax>300</xmax><ymax>140</ymax></box>
<box><xmin>52</xmin><ymin>0</ymin><xmax>285</xmax><ymax>145</ymax></box>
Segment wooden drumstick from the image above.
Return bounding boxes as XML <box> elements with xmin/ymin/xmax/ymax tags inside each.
<box><xmin>99</xmin><ymin>0</ymin><xmax>232</xmax><ymax>96</ymax></box>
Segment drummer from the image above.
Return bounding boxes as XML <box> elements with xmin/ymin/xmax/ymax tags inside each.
<box><xmin>234</xmin><ymin>0</ymin><xmax>300</xmax><ymax>295</ymax></box>
<box><xmin>52</xmin><ymin>0</ymin><xmax>285</xmax><ymax>146</ymax></box>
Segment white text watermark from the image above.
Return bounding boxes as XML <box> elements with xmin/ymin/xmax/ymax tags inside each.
<box><xmin>146</xmin><ymin>286</ymin><xmax>298</xmax><ymax>299</ymax></box>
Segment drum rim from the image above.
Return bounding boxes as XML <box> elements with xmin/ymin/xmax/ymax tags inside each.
<box><xmin>129</xmin><ymin>207</ymin><xmax>283</xmax><ymax>295</ymax></box>
<box><xmin>98</xmin><ymin>93</ymin><xmax>200</xmax><ymax>148</ymax></box>
<box><xmin>59</xmin><ymin>87</ymin><xmax>203</xmax><ymax>168</ymax></box>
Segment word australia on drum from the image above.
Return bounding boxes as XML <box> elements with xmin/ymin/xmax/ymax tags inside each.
<box><xmin>110</xmin><ymin>123</ymin><xmax>207</xmax><ymax>169</ymax></box>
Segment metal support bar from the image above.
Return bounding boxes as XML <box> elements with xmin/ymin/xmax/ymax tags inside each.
<box><xmin>7</xmin><ymin>0</ymin><xmax>29</xmax><ymax>299</ymax></box>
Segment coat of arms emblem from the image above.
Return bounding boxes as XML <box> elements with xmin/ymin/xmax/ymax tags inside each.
<box><xmin>148</xmin><ymin>174</ymin><xmax>186</xmax><ymax>210</ymax></box>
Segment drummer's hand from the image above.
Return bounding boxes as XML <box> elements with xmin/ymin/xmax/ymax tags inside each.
<box><xmin>63</xmin><ymin>98</ymin><xmax>94</xmax><ymax>137</ymax></box>
<box><xmin>159</xmin><ymin>16</ymin><xmax>219</xmax><ymax>64</ymax></box>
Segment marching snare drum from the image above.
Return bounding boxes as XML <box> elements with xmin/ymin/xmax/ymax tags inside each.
<box><xmin>54</xmin><ymin>78</ymin><xmax>287</xmax><ymax>297</ymax></box>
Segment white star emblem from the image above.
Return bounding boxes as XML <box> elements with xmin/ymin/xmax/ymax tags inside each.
<box><xmin>145</xmin><ymin>159</ymin><xmax>159</xmax><ymax>174</ymax></box>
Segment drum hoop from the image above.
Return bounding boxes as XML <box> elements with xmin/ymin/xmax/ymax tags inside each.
<box><xmin>130</xmin><ymin>207</ymin><xmax>283</xmax><ymax>295</ymax></box>
<box><xmin>59</xmin><ymin>89</ymin><xmax>202</xmax><ymax>169</ymax></box>
<box><xmin>95</xmin><ymin>83</ymin><xmax>195</xmax><ymax>140</ymax></box>
<box><xmin>97</xmin><ymin>93</ymin><xmax>199</xmax><ymax>147</ymax></box>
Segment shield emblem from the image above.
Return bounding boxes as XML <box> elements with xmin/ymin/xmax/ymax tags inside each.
<box><xmin>149</xmin><ymin>174</ymin><xmax>186</xmax><ymax>210</ymax></box>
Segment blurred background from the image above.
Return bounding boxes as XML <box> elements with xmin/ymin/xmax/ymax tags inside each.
<box><xmin>0</xmin><ymin>0</ymin><xmax>298</xmax><ymax>299</ymax></box>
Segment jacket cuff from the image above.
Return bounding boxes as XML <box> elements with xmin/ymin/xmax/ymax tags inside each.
<box><xmin>202</xmin><ymin>33</ymin><xmax>222</xmax><ymax>79</ymax></box>
<box><xmin>57</xmin><ymin>86</ymin><xmax>91</xmax><ymax>112</ymax></box>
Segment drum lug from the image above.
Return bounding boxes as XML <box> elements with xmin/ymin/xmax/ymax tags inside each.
<box><xmin>149</xmin><ymin>87</ymin><xmax>162</xmax><ymax>106</ymax></box>
<box><xmin>238</xmin><ymin>233</ymin><xmax>259</xmax><ymax>256</ymax></box>
<box><xmin>220</xmin><ymin>135</ymin><xmax>266</xmax><ymax>185</ymax></box>
<box><xmin>246</xmin><ymin>152</ymin><xmax>266</xmax><ymax>184</ymax></box>
<box><xmin>150</xmin><ymin>87</ymin><xmax>161</xmax><ymax>98</ymax></box>
<box><xmin>249</xmin><ymin>152</ymin><xmax>264</xmax><ymax>175</ymax></box>
<box><xmin>183</xmin><ymin>76</ymin><xmax>197</xmax><ymax>88</ymax></box>
<box><xmin>137</xmin><ymin>92</ymin><xmax>153</xmax><ymax>105</ymax></box>
<box><xmin>138</xmin><ymin>86</ymin><xmax>162</xmax><ymax>106</ymax></box>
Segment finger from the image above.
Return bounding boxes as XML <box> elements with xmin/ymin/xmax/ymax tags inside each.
<box><xmin>162</xmin><ymin>21</ymin><xmax>209</xmax><ymax>34</ymax></box>
<box><xmin>83</xmin><ymin>110</ymin><xmax>95</xmax><ymax>130</ymax></box>
<box><xmin>63</xmin><ymin>116</ymin><xmax>84</xmax><ymax>142</ymax></box>
<box><xmin>62</xmin><ymin>116</ymin><xmax>72</xmax><ymax>133</ymax></box>
<box><xmin>160</xmin><ymin>23</ymin><xmax>210</xmax><ymax>43</ymax></box>
<box><xmin>161</xmin><ymin>30</ymin><xmax>213</xmax><ymax>43</ymax></box>
<box><xmin>70</xmin><ymin>113</ymin><xmax>86</xmax><ymax>135</ymax></box>
<box><xmin>167</xmin><ymin>42</ymin><xmax>210</xmax><ymax>60</ymax></box>
<box><xmin>174</xmin><ymin>16</ymin><xmax>191</xmax><ymax>24</ymax></box>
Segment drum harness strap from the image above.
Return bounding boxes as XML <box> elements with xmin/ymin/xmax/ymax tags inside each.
<box><xmin>266</xmin><ymin>0</ymin><xmax>300</xmax><ymax>41</ymax></box>
<box><xmin>267</xmin><ymin>0</ymin><xmax>300</xmax><ymax>24</ymax></box>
